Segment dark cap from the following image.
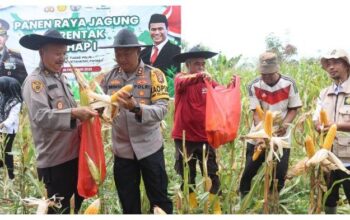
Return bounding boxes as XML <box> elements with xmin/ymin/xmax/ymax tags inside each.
<box><xmin>0</xmin><ymin>19</ymin><xmax>9</xmax><ymax>35</ymax></box>
<box><xmin>149</xmin><ymin>14</ymin><xmax>168</xmax><ymax>29</ymax></box>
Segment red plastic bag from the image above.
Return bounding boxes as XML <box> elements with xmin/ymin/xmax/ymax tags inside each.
<box><xmin>77</xmin><ymin>116</ymin><xmax>106</xmax><ymax>198</ymax></box>
<box><xmin>205</xmin><ymin>77</ymin><xmax>241</xmax><ymax>148</ymax></box>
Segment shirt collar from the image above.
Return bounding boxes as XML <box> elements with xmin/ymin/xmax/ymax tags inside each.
<box><xmin>153</xmin><ymin>39</ymin><xmax>168</xmax><ymax>52</ymax></box>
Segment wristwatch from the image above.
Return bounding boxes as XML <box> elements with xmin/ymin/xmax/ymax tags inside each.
<box><xmin>130</xmin><ymin>102</ymin><xmax>141</xmax><ymax>114</ymax></box>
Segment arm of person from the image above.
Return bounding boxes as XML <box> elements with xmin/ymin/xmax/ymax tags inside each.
<box><xmin>175</xmin><ymin>72</ymin><xmax>205</xmax><ymax>93</ymax></box>
<box><xmin>1</xmin><ymin>102</ymin><xmax>21</xmax><ymax>130</ymax></box>
<box><xmin>23</xmin><ymin>78</ymin><xmax>97</xmax><ymax>131</ymax></box>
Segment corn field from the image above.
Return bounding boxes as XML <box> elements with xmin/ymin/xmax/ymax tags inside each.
<box><xmin>1</xmin><ymin>55</ymin><xmax>350</xmax><ymax>214</ymax></box>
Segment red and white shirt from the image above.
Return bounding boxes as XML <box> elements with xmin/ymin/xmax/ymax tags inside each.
<box><xmin>248</xmin><ymin>75</ymin><xmax>302</xmax><ymax>119</ymax></box>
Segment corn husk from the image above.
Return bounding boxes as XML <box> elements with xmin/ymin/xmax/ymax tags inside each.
<box><xmin>286</xmin><ymin>158</ymin><xmax>308</xmax><ymax>179</ymax></box>
<box><xmin>21</xmin><ymin>195</ymin><xmax>63</xmax><ymax>214</ymax></box>
<box><xmin>306</xmin><ymin>148</ymin><xmax>350</xmax><ymax>174</ymax></box>
<box><xmin>85</xmin><ymin>152</ymin><xmax>101</xmax><ymax>186</ymax></box>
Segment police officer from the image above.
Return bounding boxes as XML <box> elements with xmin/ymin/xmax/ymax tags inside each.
<box><xmin>0</xmin><ymin>19</ymin><xmax>27</xmax><ymax>85</ymax></box>
<box><xmin>100</xmin><ymin>29</ymin><xmax>172</xmax><ymax>214</ymax></box>
<box><xmin>313</xmin><ymin>49</ymin><xmax>350</xmax><ymax>214</ymax></box>
<box><xmin>19</xmin><ymin>29</ymin><xmax>97</xmax><ymax>214</ymax></box>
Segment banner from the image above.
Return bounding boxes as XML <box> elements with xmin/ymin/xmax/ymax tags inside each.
<box><xmin>0</xmin><ymin>5</ymin><xmax>181</xmax><ymax>98</ymax></box>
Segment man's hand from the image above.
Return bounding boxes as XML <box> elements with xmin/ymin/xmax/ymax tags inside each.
<box><xmin>275</xmin><ymin>125</ymin><xmax>288</xmax><ymax>137</ymax></box>
<box><xmin>199</xmin><ymin>72</ymin><xmax>212</xmax><ymax>81</ymax></box>
<box><xmin>71</xmin><ymin>107</ymin><xmax>98</xmax><ymax>121</ymax></box>
<box><xmin>114</xmin><ymin>90</ymin><xmax>137</xmax><ymax>111</ymax></box>
<box><xmin>315</xmin><ymin>122</ymin><xmax>331</xmax><ymax>133</ymax></box>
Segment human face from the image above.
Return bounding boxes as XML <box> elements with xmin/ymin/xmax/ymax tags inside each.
<box><xmin>115</xmin><ymin>47</ymin><xmax>140</xmax><ymax>74</ymax></box>
<box><xmin>261</xmin><ymin>72</ymin><xmax>280</xmax><ymax>86</ymax></box>
<box><xmin>149</xmin><ymin>23</ymin><xmax>167</xmax><ymax>45</ymax></box>
<box><xmin>323</xmin><ymin>58</ymin><xmax>349</xmax><ymax>83</ymax></box>
<box><xmin>0</xmin><ymin>34</ymin><xmax>8</xmax><ymax>51</ymax></box>
<box><xmin>186</xmin><ymin>58</ymin><xmax>206</xmax><ymax>74</ymax></box>
<box><xmin>40</xmin><ymin>44</ymin><xmax>67</xmax><ymax>73</ymax></box>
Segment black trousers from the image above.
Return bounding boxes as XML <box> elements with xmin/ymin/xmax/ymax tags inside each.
<box><xmin>174</xmin><ymin>139</ymin><xmax>220</xmax><ymax>194</ymax></box>
<box><xmin>0</xmin><ymin>132</ymin><xmax>15</xmax><ymax>179</ymax></box>
<box><xmin>37</xmin><ymin>158</ymin><xmax>83</xmax><ymax>214</ymax></box>
<box><xmin>113</xmin><ymin>147</ymin><xmax>173</xmax><ymax>214</ymax></box>
<box><xmin>325</xmin><ymin>167</ymin><xmax>350</xmax><ymax>207</ymax></box>
<box><xmin>239</xmin><ymin>142</ymin><xmax>290</xmax><ymax>195</ymax></box>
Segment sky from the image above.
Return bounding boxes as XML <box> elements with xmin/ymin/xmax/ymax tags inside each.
<box><xmin>3</xmin><ymin>0</ymin><xmax>350</xmax><ymax>60</ymax></box>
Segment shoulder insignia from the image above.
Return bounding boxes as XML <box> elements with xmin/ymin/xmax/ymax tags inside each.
<box><xmin>136</xmin><ymin>67</ymin><xmax>144</xmax><ymax>76</ymax></box>
<box><xmin>32</xmin><ymin>80</ymin><xmax>44</xmax><ymax>93</ymax></box>
<box><xmin>152</xmin><ymin>68</ymin><xmax>165</xmax><ymax>83</ymax></box>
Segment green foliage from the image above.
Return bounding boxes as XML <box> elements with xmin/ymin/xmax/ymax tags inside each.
<box><xmin>1</xmin><ymin>52</ymin><xmax>350</xmax><ymax>214</ymax></box>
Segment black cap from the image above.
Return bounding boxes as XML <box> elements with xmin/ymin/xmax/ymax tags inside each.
<box><xmin>149</xmin><ymin>14</ymin><xmax>168</xmax><ymax>29</ymax></box>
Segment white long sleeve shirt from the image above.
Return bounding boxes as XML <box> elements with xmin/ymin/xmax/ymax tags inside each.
<box><xmin>0</xmin><ymin>103</ymin><xmax>21</xmax><ymax>134</ymax></box>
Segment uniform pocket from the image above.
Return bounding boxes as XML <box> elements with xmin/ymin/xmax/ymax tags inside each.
<box><xmin>338</xmin><ymin>107</ymin><xmax>350</xmax><ymax>122</ymax></box>
<box><xmin>334</xmin><ymin>137</ymin><xmax>350</xmax><ymax>158</ymax></box>
<box><xmin>47</xmin><ymin>88</ymin><xmax>66</xmax><ymax>109</ymax></box>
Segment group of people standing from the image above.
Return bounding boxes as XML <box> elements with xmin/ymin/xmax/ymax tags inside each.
<box><xmin>1</xmin><ymin>13</ymin><xmax>350</xmax><ymax>215</ymax></box>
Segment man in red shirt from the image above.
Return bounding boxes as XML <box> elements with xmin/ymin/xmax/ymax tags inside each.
<box><xmin>171</xmin><ymin>45</ymin><xmax>221</xmax><ymax>214</ymax></box>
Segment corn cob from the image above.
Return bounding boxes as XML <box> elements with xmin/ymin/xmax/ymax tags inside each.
<box><xmin>322</xmin><ymin>124</ymin><xmax>337</xmax><ymax>150</ymax></box>
<box><xmin>305</xmin><ymin>136</ymin><xmax>316</xmax><ymax>158</ymax></box>
<box><xmin>252</xmin><ymin>145</ymin><xmax>263</xmax><ymax>161</ymax></box>
<box><xmin>320</xmin><ymin>109</ymin><xmax>329</xmax><ymax>126</ymax></box>
<box><xmin>110</xmin><ymin>84</ymin><xmax>134</xmax><ymax>103</ymax></box>
<box><xmin>264</xmin><ymin>111</ymin><xmax>273</xmax><ymax>138</ymax></box>
<box><xmin>84</xmin><ymin>199</ymin><xmax>100</xmax><ymax>214</ymax></box>
<box><xmin>256</xmin><ymin>105</ymin><xmax>264</xmax><ymax>121</ymax></box>
<box><xmin>84</xmin><ymin>152</ymin><xmax>101</xmax><ymax>186</ymax></box>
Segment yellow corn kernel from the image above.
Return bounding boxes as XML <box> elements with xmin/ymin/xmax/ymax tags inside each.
<box><xmin>264</xmin><ymin>111</ymin><xmax>273</xmax><ymax>137</ymax></box>
<box><xmin>256</xmin><ymin>105</ymin><xmax>264</xmax><ymax>121</ymax></box>
<box><xmin>84</xmin><ymin>199</ymin><xmax>100</xmax><ymax>214</ymax></box>
<box><xmin>110</xmin><ymin>84</ymin><xmax>133</xmax><ymax>103</ymax></box>
<box><xmin>305</xmin><ymin>136</ymin><xmax>316</xmax><ymax>158</ymax></box>
<box><xmin>322</xmin><ymin>124</ymin><xmax>337</xmax><ymax>150</ymax></box>
<box><xmin>320</xmin><ymin>109</ymin><xmax>329</xmax><ymax>126</ymax></box>
<box><xmin>252</xmin><ymin>145</ymin><xmax>263</xmax><ymax>161</ymax></box>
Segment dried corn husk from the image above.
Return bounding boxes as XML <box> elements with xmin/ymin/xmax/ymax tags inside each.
<box><xmin>306</xmin><ymin>148</ymin><xmax>350</xmax><ymax>174</ymax></box>
<box><xmin>286</xmin><ymin>157</ymin><xmax>308</xmax><ymax>179</ymax></box>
